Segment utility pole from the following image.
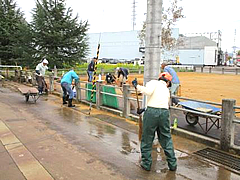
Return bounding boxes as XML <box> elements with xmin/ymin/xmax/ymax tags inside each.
<box><xmin>233</xmin><ymin>29</ymin><xmax>237</xmax><ymax>64</ymax></box>
<box><xmin>132</xmin><ymin>0</ymin><xmax>136</xmax><ymax>30</ymax></box>
<box><xmin>143</xmin><ymin>0</ymin><xmax>163</xmax><ymax>84</ymax></box>
<box><xmin>142</xmin><ymin>0</ymin><xmax>163</xmax><ymax>108</ymax></box>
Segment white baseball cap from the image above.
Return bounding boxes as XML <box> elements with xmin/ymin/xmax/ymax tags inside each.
<box><xmin>42</xmin><ymin>59</ymin><xmax>49</xmax><ymax>64</ymax></box>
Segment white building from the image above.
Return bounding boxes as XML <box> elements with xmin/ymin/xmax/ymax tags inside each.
<box><xmin>87</xmin><ymin>31</ymin><xmax>143</xmax><ymax>60</ymax></box>
<box><xmin>87</xmin><ymin>29</ymin><xmax>218</xmax><ymax>66</ymax></box>
<box><xmin>177</xmin><ymin>36</ymin><xmax>218</xmax><ymax>66</ymax></box>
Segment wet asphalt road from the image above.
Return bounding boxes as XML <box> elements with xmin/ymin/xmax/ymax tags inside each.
<box><xmin>1</xmin><ymin>82</ymin><xmax>240</xmax><ymax>180</ymax></box>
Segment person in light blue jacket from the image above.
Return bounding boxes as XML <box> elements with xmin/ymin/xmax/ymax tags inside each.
<box><xmin>61</xmin><ymin>69</ymin><xmax>79</xmax><ymax>107</ymax></box>
<box><xmin>161</xmin><ymin>63</ymin><xmax>180</xmax><ymax>95</ymax></box>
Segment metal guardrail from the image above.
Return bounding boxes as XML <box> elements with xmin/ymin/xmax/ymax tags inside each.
<box><xmin>100</xmin><ymin>91</ymin><xmax>123</xmax><ymax>98</ymax></box>
<box><xmin>197</xmin><ymin>67</ymin><xmax>240</xmax><ymax>75</ymax></box>
<box><xmin>233</xmin><ymin>119</ymin><xmax>240</xmax><ymax>124</ymax></box>
<box><xmin>128</xmin><ymin>96</ymin><xmax>143</xmax><ymax>102</ymax></box>
<box><xmin>0</xmin><ymin>65</ymin><xmax>22</xmax><ymax>70</ymax></box>
<box><xmin>80</xmin><ymin>87</ymin><xmax>96</xmax><ymax>92</ymax></box>
<box><xmin>172</xmin><ymin>95</ymin><xmax>222</xmax><ymax>107</ymax></box>
<box><xmin>234</xmin><ymin>105</ymin><xmax>240</xmax><ymax>109</ymax></box>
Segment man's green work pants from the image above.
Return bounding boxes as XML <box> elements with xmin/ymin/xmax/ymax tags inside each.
<box><xmin>140</xmin><ymin>107</ymin><xmax>177</xmax><ymax>171</ymax></box>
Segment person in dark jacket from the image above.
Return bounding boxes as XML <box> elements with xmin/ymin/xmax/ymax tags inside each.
<box><xmin>87</xmin><ymin>57</ymin><xmax>97</xmax><ymax>82</ymax></box>
<box><xmin>116</xmin><ymin>67</ymin><xmax>129</xmax><ymax>87</ymax></box>
<box><xmin>105</xmin><ymin>73</ymin><xmax>116</xmax><ymax>84</ymax></box>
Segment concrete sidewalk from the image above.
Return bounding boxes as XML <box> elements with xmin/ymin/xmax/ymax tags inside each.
<box><xmin>0</xmin><ymin>82</ymin><xmax>240</xmax><ymax>180</ymax></box>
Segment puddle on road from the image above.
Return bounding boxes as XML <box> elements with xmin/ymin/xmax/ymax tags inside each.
<box><xmin>120</xmin><ymin>132</ymin><xmax>140</xmax><ymax>155</ymax></box>
<box><xmin>56</xmin><ymin>108</ymin><xmax>84</xmax><ymax>124</ymax></box>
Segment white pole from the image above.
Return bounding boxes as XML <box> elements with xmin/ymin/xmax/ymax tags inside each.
<box><xmin>143</xmin><ymin>0</ymin><xmax>163</xmax><ymax>107</ymax></box>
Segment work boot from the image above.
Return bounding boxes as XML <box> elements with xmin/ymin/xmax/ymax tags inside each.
<box><xmin>68</xmin><ymin>99</ymin><xmax>75</xmax><ymax>107</ymax></box>
<box><xmin>66</xmin><ymin>94</ymin><xmax>69</xmax><ymax>101</ymax></box>
<box><xmin>45</xmin><ymin>89</ymin><xmax>48</xmax><ymax>95</ymax></box>
<box><xmin>169</xmin><ymin>166</ymin><xmax>177</xmax><ymax>171</ymax></box>
<box><xmin>62</xmin><ymin>97</ymin><xmax>67</xmax><ymax>105</ymax></box>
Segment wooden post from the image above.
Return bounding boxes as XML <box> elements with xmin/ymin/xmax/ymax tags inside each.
<box><xmin>32</xmin><ymin>71</ymin><xmax>36</xmax><ymax>86</ymax></box>
<box><xmin>193</xmin><ymin>66</ymin><xmax>196</xmax><ymax>72</ymax></box>
<box><xmin>101</xmin><ymin>68</ymin><xmax>104</xmax><ymax>76</ymax></box>
<box><xmin>96</xmin><ymin>81</ymin><xmax>103</xmax><ymax>109</ymax></box>
<box><xmin>209</xmin><ymin>67</ymin><xmax>212</xmax><ymax>73</ymax></box>
<box><xmin>0</xmin><ymin>70</ymin><xmax>2</xmax><ymax>86</ymax></box>
<box><xmin>54</xmin><ymin>65</ymin><xmax>57</xmax><ymax>77</ymax></box>
<box><xmin>220</xmin><ymin>99</ymin><xmax>235</xmax><ymax>151</ymax></box>
<box><xmin>222</xmin><ymin>67</ymin><xmax>224</xmax><ymax>74</ymax></box>
<box><xmin>123</xmin><ymin>84</ymin><xmax>130</xmax><ymax>118</ymax></box>
<box><xmin>49</xmin><ymin>74</ymin><xmax>54</xmax><ymax>93</ymax></box>
<box><xmin>138</xmin><ymin>67</ymin><xmax>141</xmax><ymax>74</ymax></box>
<box><xmin>235</xmin><ymin>68</ymin><xmax>238</xmax><ymax>75</ymax></box>
<box><xmin>201</xmin><ymin>67</ymin><xmax>203</xmax><ymax>73</ymax></box>
<box><xmin>6</xmin><ymin>69</ymin><xmax>9</xmax><ymax>79</ymax></box>
<box><xmin>76</xmin><ymin>81</ymin><xmax>82</xmax><ymax>102</ymax></box>
<box><xmin>19</xmin><ymin>70</ymin><xmax>23</xmax><ymax>83</ymax></box>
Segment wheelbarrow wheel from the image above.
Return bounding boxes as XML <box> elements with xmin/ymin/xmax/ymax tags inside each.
<box><xmin>186</xmin><ymin>113</ymin><xmax>199</xmax><ymax>126</ymax></box>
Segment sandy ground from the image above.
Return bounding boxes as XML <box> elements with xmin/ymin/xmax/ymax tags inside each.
<box><xmin>80</xmin><ymin>72</ymin><xmax>240</xmax><ymax>106</ymax></box>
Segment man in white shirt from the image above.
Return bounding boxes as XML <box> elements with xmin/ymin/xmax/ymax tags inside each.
<box><xmin>35</xmin><ymin>59</ymin><xmax>49</xmax><ymax>94</ymax></box>
<box><xmin>132</xmin><ymin>72</ymin><xmax>177</xmax><ymax>172</ymax></box>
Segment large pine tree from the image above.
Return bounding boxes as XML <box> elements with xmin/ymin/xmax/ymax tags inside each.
<box><xmin>0</xmin><ymin>0</ymin><xmax>32</xmax><ymax>66</ymax></box>
<box><xmin>31</xmin><ymin>0</ymin><xmax>89</xmax><ymax>68</ymax></box>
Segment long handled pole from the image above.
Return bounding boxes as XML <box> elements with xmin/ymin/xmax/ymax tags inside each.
<box><xmin>89</xmin><ymin>42</ymin><xmax>100</xmax><ymax>115</ymax></box>
<box><xmin>134</xmin><ymin>85</ymin><xmax>142</xmax><ymax>141</ymax></box>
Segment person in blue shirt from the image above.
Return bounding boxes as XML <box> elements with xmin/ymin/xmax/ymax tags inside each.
<box><xmin>161</xmin><ymin>63</ymin><xmax>180</xmax><ymax>95</ymax></box>
<box><xmin>61</xmin><ymin>69</ymin><xmax>79</xmax><ymax>107</ymax></box>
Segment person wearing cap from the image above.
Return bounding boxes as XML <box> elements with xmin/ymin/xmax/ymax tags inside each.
<box><xmin>61</xmin><ymin>69</ymin><xmax>79</xmax><ymax>107</ymax></box>
<box><xmin>87</xmin><ymin>57</ymin><xmax>97</xmax><ymax>82</ymax></box>
<box><xmin>35</xmin><ymin>58</ymin><xmax>50</xmax><ymax>94</ymax></box>
<box><xmin>161</xmin><ymin>63</ymin><xmax>180</xmax><ymax>95</ymax></box>
<box><xmin>132</xmin><ymin>72</ymin><xmax>177</xmax><ymax>172</ymax></box>
<box><xmin>116</xmin><ymin>67</ymin><xmax>129</xmax><ymax>87</ymax></box>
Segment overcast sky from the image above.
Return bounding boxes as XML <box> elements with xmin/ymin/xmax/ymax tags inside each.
<box><xmin>16</xmin><ymin>0</ymin><xmax>240</xmax><ymax>52</ymax></box>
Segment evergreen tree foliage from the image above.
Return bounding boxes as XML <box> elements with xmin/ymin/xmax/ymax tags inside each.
<box><xmin>0</xmin><ymin>0</ymin><xmax>32</xmax><ymax>66</ymax></box>
<box><xmin>31</xmin><ymin>0</ymin><xmax>89</xmax><ymax>68</ymax></box>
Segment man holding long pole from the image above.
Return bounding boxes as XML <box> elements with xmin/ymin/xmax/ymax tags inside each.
<box><xmin>132</xmin><ymin>72</ymin><xmax>177</xmax><ymax>171</ymax></box>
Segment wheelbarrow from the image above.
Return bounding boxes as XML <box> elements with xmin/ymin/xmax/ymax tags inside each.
<box><xmin>18</xmin><ymin>87</ymin><xmax>40</xmax><ymax>103</ymax></box>
<box><xmin>178</xmin><ymin>101</ymin><xmax>221</xmax><ymax>134</ymax></box>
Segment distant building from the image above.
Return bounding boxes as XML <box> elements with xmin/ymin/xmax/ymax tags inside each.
<box><xmin>87</xmin><ymin>31</ymin><xmax>143</xmax><ymax>61</ymax></box>
<box><xmin>177</xmin><ymin>36</ymin><xmax>218</xmax><ymax>66</ymax></box>
<box><xmin>87</xmin><ymin>29</ymin><xmax>219</xmax><ymax>66</ymax></box>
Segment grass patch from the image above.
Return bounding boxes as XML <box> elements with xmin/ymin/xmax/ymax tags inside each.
<box><xmin>57</xmin><ymin>63</ymin><xmax>144</xmax><ymax>76</ymax></box>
